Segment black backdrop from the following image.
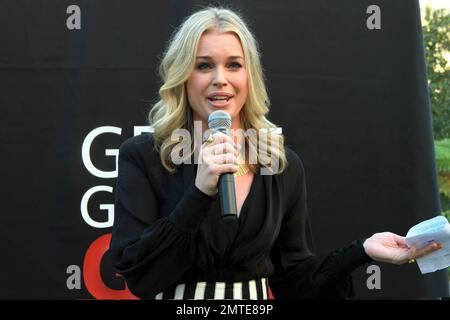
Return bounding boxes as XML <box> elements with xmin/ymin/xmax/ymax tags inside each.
<box><xmin>1</xmin><ymin>0</ymin><xmax>448</xmax><ymax>299</ymax></box>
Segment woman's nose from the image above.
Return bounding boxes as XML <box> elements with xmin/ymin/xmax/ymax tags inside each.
<box><xmin>212</xmin><ymin>67</ymin><xmax>228</xmax><ymax>87</ymax></box>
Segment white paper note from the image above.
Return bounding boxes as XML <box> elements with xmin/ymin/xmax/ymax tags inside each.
<box><xmin>405</xmin><ymin>216</ymin><xmax>450</xmax><ymax>274</ymax></box>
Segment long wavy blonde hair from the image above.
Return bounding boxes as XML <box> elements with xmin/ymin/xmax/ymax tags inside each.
<box><xmin>149</xmin><ymin>6</ymin><xmax>287</xmax><ymax>173</ymax></box>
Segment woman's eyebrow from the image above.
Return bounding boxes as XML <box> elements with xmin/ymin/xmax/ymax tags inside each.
<box><xmin>196</xmin><ymin>55</ymin><xmax>244</xmax><ymax>60</ymax></box>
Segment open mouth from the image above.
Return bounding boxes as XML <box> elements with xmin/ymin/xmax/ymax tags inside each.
<box><xmin>207</xmin><ymin>96</ymin><xmax>232</xmax><ymax>102</ymax></box>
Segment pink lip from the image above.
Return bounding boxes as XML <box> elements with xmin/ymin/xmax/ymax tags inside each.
<box><xmin>206</xmin><ymin>92</ymin><xmax>234</xmax><ymax>99</ymax></box>
<box><xmin>206</xmin><ymin>92</ymin><xmax>234</xmax><ymax>108</ymax></box>
<box><xmin>207</xmin><ymin>97</ymin><xmax>233</xmax><ymax>108</ymax></box>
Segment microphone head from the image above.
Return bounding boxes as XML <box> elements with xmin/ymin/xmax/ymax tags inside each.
<box><xmin>208</xmin><ymin>110</ymin><xmax>232</xmax><ymax>130</ymax></box>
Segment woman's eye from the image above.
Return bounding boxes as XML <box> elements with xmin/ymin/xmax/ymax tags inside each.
<box><xmin>228</xmin><ymin>62</ymin><xmax>242</xmax><ymax>69</ymax></box>
<box><xmin>197</xmin><ymin>62</ymin><xmax>212</xmax><ymax>70</ymax></box>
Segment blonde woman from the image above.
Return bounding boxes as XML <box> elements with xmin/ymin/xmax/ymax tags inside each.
<box><xmin>110</xmin><ymin>7</ymin><xmax>441</xmax><ymax>299</ymax></box>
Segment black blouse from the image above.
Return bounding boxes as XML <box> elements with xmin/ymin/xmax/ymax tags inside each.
<box><xmin>110</xmin><ymin>133</ymin><xmax>372</xmax><ymax>299</ymax></box>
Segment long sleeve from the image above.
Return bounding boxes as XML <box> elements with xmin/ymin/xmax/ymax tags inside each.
<box><xmin>109</xmin><ymin>136</ymin><xmax>214</xmax><ymax>299</ymax></box>
<box><xmin>269</xmin><ymin>149</ymin><xmax>372</xmax><ymax>299</ymax></box>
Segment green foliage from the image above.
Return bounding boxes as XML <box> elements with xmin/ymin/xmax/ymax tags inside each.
<box><xmin>423</xmin><ymin>6</ymin><xmax>450</xmax><ymax>140</ymax></box>
<box><xmin>434</xmin><ymin>139</ymin><xmax>450</xmax><ymax>218</ymax></box>
<box><xmin>441</xmin><ymin>195</ymin><xmax>450</xmax><ymax>219</ymax></box>
<box><xmin>422</xmin><ymin>4</ymin><xmax>450</xmax><ymax>280</ymax></box>
<box><xmin>435</xmin><ymin>139</ymin><xmax>450</xmax><ymax>173</ymax></box>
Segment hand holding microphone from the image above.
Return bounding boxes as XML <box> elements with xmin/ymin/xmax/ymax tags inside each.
<box><xmin>195</xmin><ymin>111</ymin><xmax>239</xmax><ymax>219</ymax></box>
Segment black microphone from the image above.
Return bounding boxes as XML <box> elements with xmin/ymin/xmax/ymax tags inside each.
<box><xmin>208</xmin><ymin>110</ymin><xmax>237</xmax><ymax>220</ymax></box>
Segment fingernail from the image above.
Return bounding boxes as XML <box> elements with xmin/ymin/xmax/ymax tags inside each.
<box><xmin>237</xmin><ymin>143</ymin><xmax>241</xmax><ymax>151</ymax></box>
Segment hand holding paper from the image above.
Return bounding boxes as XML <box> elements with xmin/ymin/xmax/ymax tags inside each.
<box><xmin>405</xmin><ymin>216</ymin><xmax>450</xmax><ymax>274</ymax></box>
<box><xmin>363</xmin><ymin>217</ymin><xmax>444</xmax><ymax>266</ymax></box>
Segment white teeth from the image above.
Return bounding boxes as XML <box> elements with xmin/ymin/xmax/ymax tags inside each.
<box><xmin>209</xmin><ymin>96</ymin><xmax>230</xmax><ymax>101</ymax></box>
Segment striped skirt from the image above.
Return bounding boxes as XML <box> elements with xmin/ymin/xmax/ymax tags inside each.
<box><xmin>155</xmin><ymin>278</ymin><xmax>269</xmax><ymax>300</ymax></box>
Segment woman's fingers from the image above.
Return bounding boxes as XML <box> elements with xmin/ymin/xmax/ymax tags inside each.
<box><xmin>201</xmin><ymin>132</ymin><xmax>238</xmax><ymax>159</ymax></box>
<box><xmin>200</xmin><ymin>153</ymin><xmax>237</xmax><ymax>166</ymax></box>
<box><xmin>412</xmin><ymin>242</ymin><xmax>442</xmax><ymax>260</ymax></box>
<box><xmin>196</xmin><ymin>132</ymin><xmax>240</xmax><ymax>196</ymax></box>
<box><xmin>201</xmin><ymin>145</ymin><xmax>238</xmax><ymax>164</ymax></box>
<box><xmin>211</xmin><ymin>142</ymin><xmax>238</xmax><ymax>158</ymax></box>
<box><xmin>203</xmin><ymin>131</ymin><xmax>235</xmax><ymax>148</ymax></box>
<box><xmin>213</xmin><ymin>153</ymin><xmax>237</xmax><ymax>165</ymax></box>
<box><xmin>214</xmin><ymin>163</ymin><xmax>239</xmax><ymax>175</ymax></box>
<box><xmin>393</xmin><ymin>234</ymin><xmax>408</xmax><ymax>247</ymax></box>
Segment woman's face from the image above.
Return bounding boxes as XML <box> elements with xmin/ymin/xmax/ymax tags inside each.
<box><xmin>187</xmin><ymin>29</ymin><xmax>248</xmax><ymax>130</ymax></box>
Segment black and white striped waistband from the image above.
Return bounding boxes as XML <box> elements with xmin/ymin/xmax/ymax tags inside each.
<box><xmin>155</xmin><ymin>278</ymin><xmax>269</xmax><ymax>300</ymax></box>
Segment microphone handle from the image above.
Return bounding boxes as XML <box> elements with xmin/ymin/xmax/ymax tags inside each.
<box><xmin>219</xmin><ymin>173</ymin><xmax>237</xmax><ymax>219</ymax></box>
<box><xmin>214</xmin><ymin>127</ymin><xmax>238</xmax><ymax>220</ymax></box>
